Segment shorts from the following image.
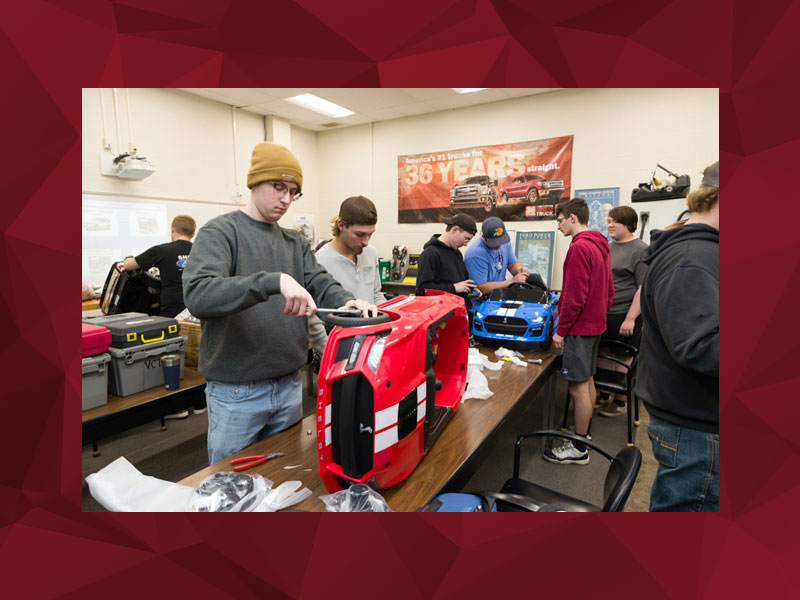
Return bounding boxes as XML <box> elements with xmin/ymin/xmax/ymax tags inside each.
<box><xmin>602</xmin><ymin>312</ymin><xmax>642</xmax><ymax>356</ymax></box>
<box><xmin>560</xmin><ymin>335</ymin><xmax>600</xmax><ymax>382</ymax></box>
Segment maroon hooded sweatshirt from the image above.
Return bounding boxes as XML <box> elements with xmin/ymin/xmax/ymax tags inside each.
<box><xmin>556</xmin><ymin>230</ymin><xmax>614</xmax><ymax>337</ymax></box>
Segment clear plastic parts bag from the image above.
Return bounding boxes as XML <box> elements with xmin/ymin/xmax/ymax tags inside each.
<box><xmin>190</xmin><ymin>472</ymin><xmax>272</xmax><ymax>512</ymax></box>
<box><xmin>319</xmin><ymin>484</ymin><xmax>391</xmax><ymax>512</ymax></box>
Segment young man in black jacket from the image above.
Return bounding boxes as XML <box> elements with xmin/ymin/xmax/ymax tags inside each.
<box><xmin>636</xmin><ymin>161</ymin><xmax>719</xmax><ymax>511</ymax></box>
<box><xmin>415</xmin><ymin>213</ymin><xmax>477</xmax><ymax>300</ymax></box>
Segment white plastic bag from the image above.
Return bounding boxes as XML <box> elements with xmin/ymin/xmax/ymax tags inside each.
<box><xmin>462</xmin><ymin>368</ymin><xmax>493</xmax><ymax>401</ymax></box>
<box><xmin>85</xmin><ymin>457</ymin><xmax>195</xmax><ymax>512</ymax></box>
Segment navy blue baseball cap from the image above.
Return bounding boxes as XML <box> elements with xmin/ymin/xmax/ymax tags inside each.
<box><xmin>481</xmin><ymin>217</ymin><xmax>510</xmax><ymax>248</ymax></box>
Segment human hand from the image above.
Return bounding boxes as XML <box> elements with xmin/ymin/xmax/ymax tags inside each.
<box><xmin>279</xmin><ymin>273</ymin><xmax>316</xmax><ymax>316</ymax></box>
<box><xmin>454</xmin><ymin>279</ymin><xmax>477</xmax><ymax>294</ymax></box>
<box><xmin>620</xmin><ymin>317</ymin><xmax>635</xmax><ymax>337</ymax></box>
<box><xmin>552</xmin><ymin>332</ymin><xmax>564</xmax><ymax>350</ymax></box>
<box><xmin>519</xmin><ymin>266</ymin><xmax>531</xmax><ymax>277</ymax></box>
<box><xmin>511</xmin><ymin>271</ymin><xmax>528</xmax><ymax>284</ymax></box>
<box><xmin>343</xmin><ymin>298</ymin><xmax>378</xmax><ymax>317</ymax></box>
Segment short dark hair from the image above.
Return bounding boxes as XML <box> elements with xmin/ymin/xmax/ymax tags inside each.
<box><xmin>608</xmin><ymin>206</ymin><xmax>638</xmax><ymax>233</ymax></box>
<box><xmin>556</xmin><ymin>198</ymin><xmax>589</xmax><ymax>225</ymax></box>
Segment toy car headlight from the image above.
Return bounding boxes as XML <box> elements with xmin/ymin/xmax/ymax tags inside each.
<box><xmin>366</xmin><ymin>333</ymin><xmax>389</xmax><ymax>372</ymax></box>
<box><xmin>533</xmin><ymin>317</ymin><xmax>544</xmax><ymax>323</ymax></box>
<box><xmin>476</xmin><ymin>312</ymin><xmax>484</xmax><ymax>319</ymax></box>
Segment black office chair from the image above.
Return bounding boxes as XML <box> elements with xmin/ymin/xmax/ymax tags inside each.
<box><xmin>561</xmin><ymin>339</ymin><xmax>640</xmax><ymax>446</ymax></box>
<box><xmin>492</xmin><ymin>430</ymin><xmax>642</xmax><ymax>512</ymax></box>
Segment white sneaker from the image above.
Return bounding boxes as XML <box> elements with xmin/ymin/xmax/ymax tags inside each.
<box><xmin>543</xmin><ymin>441</ymin><xmax>590</xmax><ymax>465</ymax></box>
<box><xmin>192</xmin><ymin>406</ymin><xmax>208</xmax><ymax>415</ymax></box>
<box><xmin>599</xmin><ymin>402</ymin><xmax>627</xmax><ymax>418</ymax></box>
<box><xmin>165</xmin><ymin>410</ymin><xmax>189</xmax><ymax>420</ymax></box>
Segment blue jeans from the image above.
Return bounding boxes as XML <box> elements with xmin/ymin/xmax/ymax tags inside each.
<box><xmin>205</xmin><ymin>371</ymin><xmax>303</xmax><ymax>465</ymax></box>
<box><xmin>647</xmin><ymin>416</ymin><xmax>719</xmax><ymax>512</ymax></box>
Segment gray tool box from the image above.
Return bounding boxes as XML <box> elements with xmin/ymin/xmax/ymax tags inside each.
<box><xmin>107</xmin><ymin>335</ymin><xmax>187</xmax><ymax>397</ymax></box>
<box><xmin>82</xmin><ymin>312</ymin><xmax>180</xmax><ymax>349</ymax></box>
<box><xmin>82</xmin><ymin>353</ymin><xmax>111</xmax><ymax>410</ymax></box>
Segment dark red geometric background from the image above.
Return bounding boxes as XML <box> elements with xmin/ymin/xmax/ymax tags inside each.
<box><xmin>1</xmin><ymin>0</ymin><xmax>797</xmax><ymax>597</ymax></box>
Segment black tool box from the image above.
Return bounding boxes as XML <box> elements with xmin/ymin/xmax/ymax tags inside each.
<box><xmin>99</xmin><ymin>261</ymin><xmax>161</xmax><ymax>316</ymax></box>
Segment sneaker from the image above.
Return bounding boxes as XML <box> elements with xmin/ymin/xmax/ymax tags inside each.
<box><xmin>599</xmin><ymin>402</ymin><xmax>627</xmax><ymax>418</ymax></box>
<box><xmin>543</xmin><ymin>441</ymin><xmax>590</xmax><ymax>465</ymax></box>
<box><xmin>595</xmin><ymin>394</ymin><xmax>613</xmax><ymax>408</ymax></box>
<box><xmin>165</xmin><ymin>410</ymin><xmax>189</xmax><ymax>419</ymax></box>
<box><xmin>192</xmin><ymin>406</ymin><xmax>208</xmax><ymax>415</ymax></box>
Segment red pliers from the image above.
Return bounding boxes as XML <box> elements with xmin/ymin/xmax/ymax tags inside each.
<box><xmin>230</xmin><ymin>452</ymin><xmax>285</xmax><ymax>472</ymax></box>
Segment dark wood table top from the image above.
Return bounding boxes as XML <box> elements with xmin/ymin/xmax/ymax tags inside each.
<box><xmin>179</xmin><ymin>348</ymin><xmax>557</xmax><ymax>512</ymax></box>
<box><xmin>82</xmin><ymin>367</ymin><xmax>206</xmax><ymax>422</ymax></box>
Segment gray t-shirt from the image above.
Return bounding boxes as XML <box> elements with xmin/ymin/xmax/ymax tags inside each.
<box><xmin>308</xmin><ymin>243</ymin><xmax>386</xmax><ymax>354</ymax></box>
<box><xmin>609</xmin><ymin>238</ymin><xmax>649</xmax><ymax>314</ymax></box>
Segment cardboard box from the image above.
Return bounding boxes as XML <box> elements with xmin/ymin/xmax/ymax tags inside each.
<box><xmin>179</xmin><ymin>321</ymin><xmax>201</xmax><ymax>369</ymax></box>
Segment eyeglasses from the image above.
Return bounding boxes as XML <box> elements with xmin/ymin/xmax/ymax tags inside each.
<box><xmin>270</xmin><ymin>181</ymin><xmax>303</xmax><ymax>201</ymax></box>
<box><xmin>556</xmin><ymin>217</ymin><xmax>566</xmax><ymax>224</ymax></box>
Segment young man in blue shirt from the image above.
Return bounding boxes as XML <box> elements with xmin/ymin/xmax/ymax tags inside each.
<box><xmin>464</xmin><ymin>216</ymin><xmax>529</xmax><ymax>295</ymax></box>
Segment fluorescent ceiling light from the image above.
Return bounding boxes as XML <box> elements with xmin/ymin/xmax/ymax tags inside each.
<box><xmin>452</xmin><ymin>88</ymin><xmax>487</xmax><ymax>94</ymax></box>
<box><xmin>284</xmin><ymin>93</ymin><xmax>354</xmax><ymax>118</ymax></box>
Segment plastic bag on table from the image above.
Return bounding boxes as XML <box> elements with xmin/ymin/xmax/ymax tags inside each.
<box><xmin>256</xmin><ymin>480</ymin><xmax>312</xmax><ymax>511</ymax></box>
<box><xmin>175</xmin><ymin>307</ymin><xmax>200</xmax><ymax>323</ymax></box>
<box><xmin>319</xmin><ymin>484</ymin><xmax>391</xmax><ymax>512</ymax></box>
<box><xmin>189</xmin><ymin>471</ymin><xmax>273</xmax><ymax>512</ymax></box>
<box><xmin>462</xmin><ymin>367</ymin><xmax>493</xmax><ymax>401</ymax></box>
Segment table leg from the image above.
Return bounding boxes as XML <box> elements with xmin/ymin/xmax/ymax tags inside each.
<box><xmin>91</xmin><ymin>441</ymin><xmax>100</xmax><ymax>457</ymax></box>
<box><xmin>160</xmin><ymin>416</ymin><xmax>167</xmax><ymax>432</ymax></box>
<box><xmin>542</xmin><ymin>369</ymin><xmax>557</xmax><ymax>451</ymax></box>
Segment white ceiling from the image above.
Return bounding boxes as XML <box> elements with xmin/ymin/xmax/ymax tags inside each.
<box><xmin>178</xmin><ymin>88</ymin><xmax>561</xmax><ymax>132</ymax></box>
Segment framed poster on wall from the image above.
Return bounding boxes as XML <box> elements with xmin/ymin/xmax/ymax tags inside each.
<box><xmin>575</xmin><ymin>187</ymin><xmax>619</xmax><ymax>240</ymax></box>
<box><xmin>515</xmin><ymin>231</ymin><xmax>555</xmax><ymax>288</ymax></box>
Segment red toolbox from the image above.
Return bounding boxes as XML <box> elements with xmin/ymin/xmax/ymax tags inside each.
<box><xmin>81</xmin><ymin>323</ymin><xmax>111</xmax><ymax>358</ymax></box>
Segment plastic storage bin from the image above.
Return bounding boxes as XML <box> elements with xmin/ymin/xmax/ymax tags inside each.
<box><xmin>82</xmin><ymin>313</ymin><xmax>180</xmax><ymax>349</ymax></box>
<box><xmin>107</xmin><ymin>335</ymin><xmax>187</xmax><ymax>397</ymax></box>
<box><xmin>82</xmin><ymin>353</ymin><xmax>111</xmax><ymax>410</ymax></box>
<box><xmin>82</xmin><ymin>323</ymin><xmax>111</xmax><ymax>358</ymax></box>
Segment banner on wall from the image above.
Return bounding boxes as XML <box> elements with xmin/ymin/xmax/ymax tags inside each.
<box><xmin>398</xmin><ymin>136</ymin><xmax>573</xmax><ymax>224</ymax></box>
<box><xmin>575</xmin><ymin>187</ymin><xmax>619</xmax><ymax>241</ymax></box>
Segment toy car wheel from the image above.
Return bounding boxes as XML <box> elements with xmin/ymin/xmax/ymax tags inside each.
<box><xmin>540</xmin><ymin>320</ymin><xmax>553</xmax><ymax>351</ymax></box>
<box><xmin>527</xmin><ymin>188</ymin><xmax>539</xmax><ymax>203</ymax></box>
<box><xmin>320</xmin><ymin>311</ymin><xmax>391</xmax><ymax>328</ymax></box>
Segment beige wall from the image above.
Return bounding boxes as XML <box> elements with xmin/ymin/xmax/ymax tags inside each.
<box><xmin>316</xmin><ymin>88</ymin><xmax>718</xmax><ymax>288</ymax></box>
<box><xmin>82</xmin><ymin>88</ymin><xmax>718</xmax><ymax>289</ymax></box>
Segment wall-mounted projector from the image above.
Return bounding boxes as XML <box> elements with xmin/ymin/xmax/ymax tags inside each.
<box><xmin>113</xmin><ymin>153</ymin><xmax>155</xmax><ymax>180</ymax></box>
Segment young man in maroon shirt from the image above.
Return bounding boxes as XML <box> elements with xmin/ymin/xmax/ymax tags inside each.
<box><xmin>548</xmin><ymin>198</ymin><xmax>614</xmax><ymax>464</ymax></box>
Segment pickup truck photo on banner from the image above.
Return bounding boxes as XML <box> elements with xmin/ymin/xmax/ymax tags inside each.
<box><xmin>398</xmin><ymin>135</ymin><xmax>573</xmax><ymax>224</ymax></box>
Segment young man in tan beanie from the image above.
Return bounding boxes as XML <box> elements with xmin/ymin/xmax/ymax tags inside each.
<box><xmin>308</xmin><ymin>195</ymin><xmax>387</xmax><ymax>355</ymax></box>
<box><xmin>183</xmin><ymin>142</ymin><xmax>377</xmax><ymax>465</ymax></box>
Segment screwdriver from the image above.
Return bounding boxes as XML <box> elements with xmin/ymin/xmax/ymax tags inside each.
<box><xmin>528</xmin><ymin>353</ymin><xmax>554</xmax><ymax>364</ymax></box>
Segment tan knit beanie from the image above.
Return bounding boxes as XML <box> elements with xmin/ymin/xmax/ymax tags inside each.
<box><xmin>246</xmin><ymin>142</ymin><xmax>303</xmax><ymax>191</ymax></box>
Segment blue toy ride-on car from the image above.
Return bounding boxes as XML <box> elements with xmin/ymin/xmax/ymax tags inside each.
<box><xmin>471</xmin><ymin>282</ymin><xmax>559</xmax><ymax>351</ymax></box>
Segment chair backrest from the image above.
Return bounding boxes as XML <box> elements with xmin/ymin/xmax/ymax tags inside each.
<box><xmin>601</xmin><ymin>446</ymin><xmax>642</xmax><ymax>511</ymax></box>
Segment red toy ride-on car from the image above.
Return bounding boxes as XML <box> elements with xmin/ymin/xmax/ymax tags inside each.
<box><xmin>316</xmin><ymin>291</ymin><xmax>469</xmax><ymax>493</ymax></box>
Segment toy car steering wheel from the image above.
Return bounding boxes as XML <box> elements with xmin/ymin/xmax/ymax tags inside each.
<box><xmin>318</xmin><ymin>310</ymin><xmax>391</xmax><ymax>328</ymax></box>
